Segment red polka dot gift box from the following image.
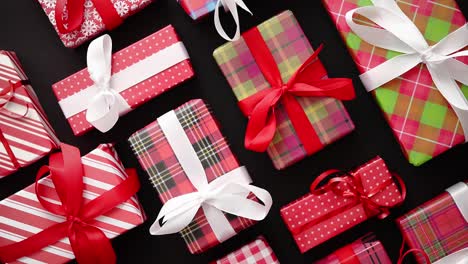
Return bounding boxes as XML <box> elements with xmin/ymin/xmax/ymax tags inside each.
<box><xmin>280</xmin><ymin>157</ymin><xmax>406</xmax><ymax>253</ymax></box>
<box><xmin>52</xmin><ymin>25</ymin><xmax>195</xmax><ymax>136</ymax></box>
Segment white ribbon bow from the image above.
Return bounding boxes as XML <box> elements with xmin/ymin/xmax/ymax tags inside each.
<box><xmin>86</xmin><ymin>34</ymin><xmax>130</xmax><ymax>133</ymax></box>
<box><xmin>150</xmin><ymin>110</ymin><xmax>272</xmax><ymax>241</ymax></box>
<box><xmin>346</xmin><ymin>0</ymin><xmax>468</xmax><ymax>140</ymax></box>
<box><xmin>214</xmin><ymin>0</ymin><xmax>252</xmax><ymax>41</ymax></box>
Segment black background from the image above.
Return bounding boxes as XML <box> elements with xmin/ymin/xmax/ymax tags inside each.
<box><xmin>1</xmin><ymin>1</ymin><xmax>467</xmax><ymax>263</ymax></box>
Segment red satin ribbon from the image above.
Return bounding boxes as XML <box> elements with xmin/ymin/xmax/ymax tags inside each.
<box><xmin>239</xmin><ymin>27</ymin><xmax>356</xmax><ymax>153</ymax></box>
<box><xmin>397</xmin><ymin>238</ymin><xmax>431</xmax><ymax>264</ymax></box>
<box><xmin>55</xmin><ymin>0</ymin><xmax>123</xmax><ymax>34</ymax></box>
<box><xmin>0</xmin><ymin>144</ymin><xmax>140</xmax><ymax>264</ymax></box>
<box><xmin>290</xmin><ymin>169</ymin><xmax>406</xmax><ymax>235</ymax></box>
<box><xmin>335</xmin><ymin>244</ymin><xmax>361</xmax><ymax>264</ymax></box>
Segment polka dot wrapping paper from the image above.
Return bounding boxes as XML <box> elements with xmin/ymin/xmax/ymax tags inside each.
<box><xmin>52</xmin><ymin>25</ymin><xmax>195</xmax><ymax>136</ymax></box>
<box><xmin>37</xmin><ymin>0</ymin><xmax>153</xmax><ymax>48</ymax></box>
<box><xmin>280</xmin><ymin>157</ymin><xmax>404</xmax><ymax>253</ymax></box>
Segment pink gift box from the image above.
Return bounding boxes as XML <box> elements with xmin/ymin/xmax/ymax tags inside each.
<box><xmin>52</xmin><ymin>25</ymin><xmax>195</xmax><ymax>136</ymax></box>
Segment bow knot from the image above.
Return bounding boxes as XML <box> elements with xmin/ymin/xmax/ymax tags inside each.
<box><xmin>419</xmin><ymin>48</ymin><xmax>445</xmax><ymax>64</ymax></box>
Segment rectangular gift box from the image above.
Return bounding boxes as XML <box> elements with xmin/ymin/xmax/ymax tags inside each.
<box><xmin>0</xmin><ymin>51</ymin><xmax>60</xmax><ymax>179</ymax></box>
<box><xmin>178</xmin><ymin>0</ymin><xmax>218</xmax><ymax>20</ymax></box>
<box><xmin>0</xmin><ymin>144</ymin><xmax>146</xmax><ymax>264</ymax></box>
<box><xmin>322</xmin><ymin>0</ymin><xmax>468</xmax><ymax>166</ymax></box>
<box><xmin>213</xmin><ymin>11</ymin><xmax>355</xmax><ymax>170</ymax></box>
<box><xmin>314</xmin><ymin>233</ymin><xmax>391</xmax><ymax>264</ymax></box>
<box><xmin>397</xmin><ymin>182</ymin><xmax>468</xmax><ymax>264</ymax></box>
<box><xmin>129</xmin><ymin>99</ymin><xmax>257</xmax><ymax>254</ymax></box>
<box><xmin>37</xmin><ymin>0</ymin><xmax>153</xmax><ymax>48</ymax></box>
<box><xmin>280</xmin><ymin>157</ymin><xmax>404</xmax><ymax>253</ymax></box>
<box><xmin>212</xmin><ymin>236</ymin><xmax>280</xmax><ymax>264</ymax></box>
<box><xmin>52</xmin><ymin>25</ymin><xmax>195</xmax><ymax>136</ymax></box>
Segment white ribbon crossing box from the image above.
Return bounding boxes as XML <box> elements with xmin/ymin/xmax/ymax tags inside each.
<box><xmin>0</xmin><ymin>51</ymin><xmax>60</xmax><ymax>179</ymax></box>
<box><xmin>52</xmin><ymin>25</ymin><xmax>195</xmax><ymax>136</ymax></box>
<box><xmin>128</xmin><ymin>99</ymin><xmax>272</xmax><ymax>254</ymax></box>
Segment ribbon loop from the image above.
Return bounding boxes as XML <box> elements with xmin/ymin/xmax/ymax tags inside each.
<box><xmin>214</xmin><ymin>0</ymin><xmax>252</xmax><ymax>41</ymax></box>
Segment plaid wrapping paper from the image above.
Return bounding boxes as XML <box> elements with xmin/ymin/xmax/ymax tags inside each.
<box><xmin>177</xmin><ymin>0</ymin><xmax>218</xmax><ymax>20</ymax></box>
<box><xmin>0</xmin><ymin>144</ymin><xmax>146</xmax><ymax>264</ymax></box>
<box><xmin>0</xmin><ymin>51</ymin><xmax>59</xmax><ymax>178</ymax></box>
<box><xmin>314</xmin><ymin>233</ymin><xmax>391</xmax><ymax>264</ymax></box>
<box><xmin>212</xmin><ymin>236</ymin><xmax>280</xmax><ymax>264</ymax></box>
<box><xmin>397</xmin><ymin>182</ymin><xmax>468</xmax><ymax>264</ymax></box>
<box><xmin>322</xmin><ymin>0</ymin><xmax>468</xmax><ymax>166</ymax></box>
<box><xmin>213</xmin><ymin>10</ymin><xmax>355</xmax><ymax>170</ymax></box>
<box><xmin>129</xmin><ymin>99</ymin><xmax>256</xmax><ymax>254</ymax></box>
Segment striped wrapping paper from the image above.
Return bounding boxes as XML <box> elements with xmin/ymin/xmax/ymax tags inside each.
<box><xmin>322</xmin><ymin>0</ymin><xmax>468</xmax><ymax>166</ymax></box>
<box><xmin>129</xmin><ymin>99</ymin><xmax>256</xmax><ymax>254</ymax></box>
<box><xmin>213</xmin><ymin>11</ymin><xmax>355</xmax><ymax>170</ymax></box>
<box><xmin>0</xmin><ymin>51</ymin><xmax>59</xmax><ymax>179</ymax></box>
<box><xmin>314</xmin><ymin>233</ymin><xmax>391</xmax><ymax>264</ymax></box>
<box><xmin>212</xmin><ymin>236</ymin><xmax>280</xmax><ymax>264</ymax></box>
<box><xmin>0</xmin><ymin>144</ymin><xmax>146</xmax><ymax>264</ymax></box>
<box><xmin>177</xmin><ymin>0</ymin><xmax>217</xmax><ymax>20</ymax></box>
<box><xmin>397</xmin><ymin>182</ymin><xmax>468</xmax><ymax>264</ymax></box>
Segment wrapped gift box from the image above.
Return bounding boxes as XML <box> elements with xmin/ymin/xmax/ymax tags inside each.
<box><xmin>213</xmin><ymin>11</ymin><xmax>355</xmax><ymax>170</ymax></box>
<box><xmin>0</xmin><ymin>51</ymin><xmax>60</xmax><ymax>179</ymax></box>
<box><xmin>314</xmin><ymin>233</ymin><xmax>391</xmax><ymax>264</ymax></box>
<box><xmin>280</xmin><ymin>157</ymin><xmax>404</xmax><ymax>253</ymax></box>
<box><xmin>178</xmin><ymin>0</ymin><xmax>218</xmax><ymax>20</ymax></box>
<box><xmin>212</xmin><ymin>236</ymin><xmax>280</xmax><ymax>264</ymax></box>
<box><xmin>322</xmin><ymin>0</ymin><xmax>468</xmax><ymax>166</ymax></box>
<box><xmin>0</xmin><ymin>144</ymin><xmax>146</xmax><ymax>264</ymax></box>
<box><xmin>129</xmin><ymin>99</ymin><xmax>261</xmax><ymax>254</ymax></box>
<box><xmin>37</xmin><ymin>0</ymin><xmax>153</xmax><ymax>48</ymax></box>
<box><xmin>53</xmin><ymin>25</ymin><xmax>195</xmax><ymax>136</ymax></box>
<box><xmin>397</xmin><ymin>182</ymin><xmax>468</xmax><ymax>264</ymax></box>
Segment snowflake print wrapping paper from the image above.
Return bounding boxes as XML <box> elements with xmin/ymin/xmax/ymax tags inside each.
<box><xmin>37</xmin><ymin>0</ymin><xmax>153</xmax><ymax>48</ymax></box>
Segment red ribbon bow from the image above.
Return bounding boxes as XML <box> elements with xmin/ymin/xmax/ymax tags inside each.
<box><xmin>239</xmin><ymin>27</ymin><xmax>356</xmax><ymax>153</ymax></box>
<box><xmin>55</xmin><ymin>0</ymin><xmax>123</xmax><ymax>34</ymax></box>
<box><xmin>0</xmin><ymin>144</ymin><xmax>141</xmax><ymax>264</ymax></box>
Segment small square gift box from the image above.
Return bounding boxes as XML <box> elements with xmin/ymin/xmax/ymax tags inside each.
<box><xmin>314</xmin><ymin>233</ymin><xmax>391</xmax><ymax>264</ymax></box>
<box><xmin>177</xmin><ymin>0</ymin><xmax>252</xmax><ymax>41</ymax></box>
<box><xmin>280</xmin><ymin>157</ymin><xmax>406</xmax><ymax>253</ymax></box>
<box><xmin>322</xmin><ymin>0</ymin><xmax>468</xmax><ymax>166</ymax></box>
<box><xmin>53</xmin><ymin>25</ymin><xmax>195</xmax><ymax>136</ymax></box>
<box><xmin>211</xmin><ymin>236</ymin><xmax>280</xmax><ymax>264</ymax></box>
<box><xmin>213</xmin><ymin>11</ymin><xmax>356</xmax><ymax>170</ymax></box>
<box><xmin>0</xmin><ymin>143</ymin><xmax>146</xmax><ymax>264</ymax></box>
<box><xmin>37</xmin><ymin>0</ymin><xmax>153</xmax><ymax>48</ymax></box>
<box><xmin>129</xmin><ymin>99</ymin><xmax>273</xmax><ymax>254</ymax></box>
<box><xmin>396</xmin><ymin>181</ymin><xmax>468</xmax><ymax>264</ymax></box>
<box><xmin>0</xmin><ymin>51</ymin><xmax>60</xmax><ymax>179</ymax></box>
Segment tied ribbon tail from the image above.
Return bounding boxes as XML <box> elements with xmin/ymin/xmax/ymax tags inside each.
<box><xmin>0</xmin><ymin>144</ymin><xmax>140</xmax><ymax>264</ymax></box>
<box><xmin>55</xmin><ymin>0</ymin><xmax>123</xmax><ymax>34</ymax></box>
<box><xmin>240</xmin><ymin>27</ymin><xmax>355</xmax><ymax>153</ymax></box>
<box><xmin>397</xmin><ymin>239</ymin><xmax>431</xmax><ymax>264</ymax></box>
<box><xmin>214</xmin><ymin>0</ymin><xmax>252</xmax><ymax>41</ymax></box>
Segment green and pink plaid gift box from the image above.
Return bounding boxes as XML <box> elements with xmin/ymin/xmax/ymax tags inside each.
<box><xmin>322</xmin><ymin>0</ymin><xmax>468</xmax><ymax>166</ymax></box>
<box><xmin>213</xmin><ymin>11</ymin><xmax>355</xmax><ymax>170</ymax></box>
<box><xmin>128</xmin><ymin>99</ymin><xmax>257</xmax><ymax>254</ymax></box>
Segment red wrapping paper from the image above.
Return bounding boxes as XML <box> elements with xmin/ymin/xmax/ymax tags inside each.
<box><xmin>280</xmin><ymin>157</ymin><xmax>404</xmax><ymax>253</ymax></box>
<box><xmin>0</xmin><ymin>144</ymin><xmax>146</xmax><ymax>264</ymax></box>
<box><xmin>52</xmin><ymin>25</ymin><xmax>195</xmax><ymax>136</ymax></box>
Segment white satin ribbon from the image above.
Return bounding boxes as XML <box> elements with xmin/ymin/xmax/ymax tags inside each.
<box><xmin>433</xmin><ymin>248</ymin><xmax>467</xmax><ymax>264</ymax></box>
<box><xmin>446</xmin><ymin>182</ymin><xmax>468</xmax><ymax>222</ymax></box>
<box><xmin>345</xmin><ymin>0</ymin><xmax>468</xmax><ymax>140</ymax></box>
<box><xmin>58</xmin><ymin>35</ymin><xmax>190</xmax><ymax>133</ymax></box>
<box><xmin>214</xmin><ymin>0</ymin><xmax>252</xmax><ymax>41</ymax></box>
<box><xmin>150</xmin><ymin>110</ymin><xmax>272</xmax><ymax>242</ymax></box>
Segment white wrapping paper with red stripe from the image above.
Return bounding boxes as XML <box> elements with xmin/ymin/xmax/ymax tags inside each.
<box><xmin>0</xmin><ymin>144</ymin><xmax>146</xmax><ymax>264</ymax></box>
<box><xmin>0</xmin><ymin>51</ymin><xmax>60</xmax><ymax>179</ymax></box>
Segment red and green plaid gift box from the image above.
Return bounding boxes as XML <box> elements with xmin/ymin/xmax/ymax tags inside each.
<box><xmin>322</xmin><ymin>0</ymin><xmax>468</xmax><ymax>166</ymax></box>
<box><xmin>213</xmin><ymin>11</ymin><xmax>355</xmax><ymax>170</ymax></box>
<box><xmin>177</xmin><ymin>0</ymin><xmax>217</xmax><ymax>20</ymax></box>
<box><xmin>314</xmin><ymin>233</ymin><xmax>392</xmax><ymax>264</ymax></box>
<box><xmin>396</xmin><ymin>182</ymin><xmax>468</xmax><ymax>264</ymax></box>
<box><xmin>212</xmin><ymin>236</ymin><xmax>280</xmax><ymax>264</ymax></box>
<box><xmin>128</xmin><ymin>99</ymin><xmax>256</xmax><ymax>254</ymax></box>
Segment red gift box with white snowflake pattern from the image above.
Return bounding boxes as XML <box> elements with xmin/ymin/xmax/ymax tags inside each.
<box><xmin>37</xmin><ymin>0</ymin><xmax>153</xmax><ymax>48</ymax></box>
<box><xmin>280</xmin><ymin>157</ymin><xmax>404</xmax><ymax>253</ymax></box>
<box><xmin>52</xmin><ymin>25</ymin><xmax>195</xmax><ymax>136</ymax></box>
